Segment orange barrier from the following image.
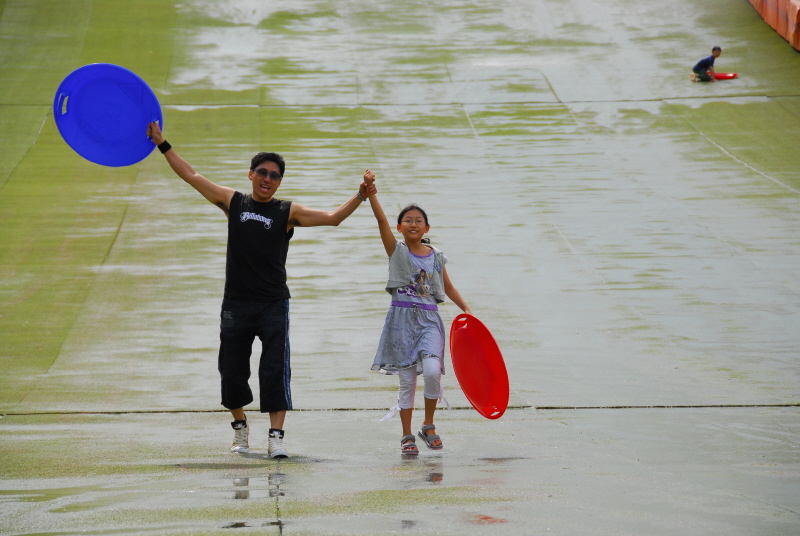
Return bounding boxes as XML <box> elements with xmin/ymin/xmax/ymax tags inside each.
<box><xmin>748</xmin><ymin>0</ymin><xmax>800</xmax><ymax>50</ymax></box>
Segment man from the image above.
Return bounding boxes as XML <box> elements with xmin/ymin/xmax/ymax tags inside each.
<box><xmin>691</xmin><ymin>46</ymin><xmax>722</xmax><ymax>82</ymax></box>
<box><xmin>146</xmin><ymin>122</ymin><xmax>375</xmax><ymax>458</ymax></box>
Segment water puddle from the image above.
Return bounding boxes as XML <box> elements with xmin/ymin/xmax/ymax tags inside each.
<box><xmin>0</xmin><ymin>485</ymin><xmax>105</xmax><ymax>503</ymax></box>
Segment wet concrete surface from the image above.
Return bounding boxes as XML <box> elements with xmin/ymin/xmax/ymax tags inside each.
<box><xmin>1</xmin><ymin>408</ymin><xmax>798</xmax><ymax>535</ymax></box>
<box><xmin>2</xmin><ymin>0</ymin><xmax>800</xmax><ymax>533</ymax></box>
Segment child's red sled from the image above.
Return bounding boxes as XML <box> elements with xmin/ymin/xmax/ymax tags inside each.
<box><xmin>714</xmin><ymin>72</ymin><xmax>738</xmax><ymax>80</ymax></box>
<box><xmin>449</xmin><ymin>314</ymin><xmax>509</xmax><ymax>419</ymax></box>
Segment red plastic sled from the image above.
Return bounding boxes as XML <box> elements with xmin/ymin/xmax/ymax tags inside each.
<box><xmin>714</xmin><ymin>72</ymin><xmax>738</xmax><ymax>80</ymax></box>
<box><xmin>449</xmin><ymin>314</ymin><xmax>509</xmax><ymax>419</ymax></box>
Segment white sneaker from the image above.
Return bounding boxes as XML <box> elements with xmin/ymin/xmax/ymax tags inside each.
<box><xmin>268</xmin><ymin>429</ymin><xmax>288</xmax><ymax>458</ymax></box>
<box><xmin>231</xmin><ymin>421</ymin><xmax>249</xmax><ymax>453</ymax></box>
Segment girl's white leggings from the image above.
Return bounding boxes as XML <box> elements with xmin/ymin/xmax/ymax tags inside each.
<box><xmin>397</xmin><ymin>356</ymin><xmax>442</xmax><ymax>409</ymax></box>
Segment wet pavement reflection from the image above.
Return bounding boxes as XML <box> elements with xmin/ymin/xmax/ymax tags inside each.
<box><xmin>269</xmin><ymin>471</ymin><xmax>286</xmax><ymax>498</ymax></box>
<box><xmin>400</xmin><ymin>455</ymin><xmax>445</xmax><ymax>483</ymax></box>
<box><xmin>225</xmin><ymin>464</ymin><xmax>286</xmax><ymax>530</ymax></box>
<box><xmin>232</xmin><ymin>477</ymin><xmax>249</xmax><ymax>500</ymax></box>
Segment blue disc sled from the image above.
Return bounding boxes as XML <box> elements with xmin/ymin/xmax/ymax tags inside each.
<box><xmin>53</xmin><ymin>63</ymin><xmax>162</xmax><ymax>167</ymax></box>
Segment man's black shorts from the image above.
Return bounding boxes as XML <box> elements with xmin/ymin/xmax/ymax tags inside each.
<box><xmin>218</xmin><ymin>298</ymin><xmax>291</xmax><ymax>412</ymax></box>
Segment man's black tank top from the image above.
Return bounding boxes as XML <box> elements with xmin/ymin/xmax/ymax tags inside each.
<box><xmin>225</xmin><ymin>192</ymin><xmax>293</xmax><ymax>301</ymax></box>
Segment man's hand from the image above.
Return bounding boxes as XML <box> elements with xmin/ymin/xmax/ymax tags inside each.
<box><xmin>147</xmin><ymin>122</ymin><xmax>165</xmax><ymax>145</ymax></box>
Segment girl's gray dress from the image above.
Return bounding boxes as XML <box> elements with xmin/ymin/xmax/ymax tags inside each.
<box><xmin>372</xmin><ymin>240</ymin><xmax>448</xmax><ymax>374</ymax></box>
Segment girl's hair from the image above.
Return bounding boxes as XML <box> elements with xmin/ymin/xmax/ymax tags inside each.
<box><xmin>397</xmin><ymin>203</ymin><xmax>429</xmax><ymax>226</ymax></box>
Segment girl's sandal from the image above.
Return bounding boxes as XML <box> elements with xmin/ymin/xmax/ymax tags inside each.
<box><xmin>418</xmin><ymin>424</ymin><xmax>443</xmax><ymax>450</ymax></box>
<box><xmin>401</xmin><ymin>434</ymin><xmax>419</xmax><ymax>455</ymax></box>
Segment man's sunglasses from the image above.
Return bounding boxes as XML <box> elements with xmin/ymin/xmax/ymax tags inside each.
<box><xmin>253</xmin><ymin>168</ymin><xmax>283</xmax><ymax>180</ymax></box>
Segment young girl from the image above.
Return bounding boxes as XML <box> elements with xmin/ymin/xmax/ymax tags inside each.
<box><xmin>363</xmin><ymin>169</ymin><xmax>471</xmax><ymax>455</ymax></box>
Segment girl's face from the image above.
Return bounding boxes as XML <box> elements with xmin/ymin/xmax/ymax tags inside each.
<box><xmin>397</xmin><ymin>209</ymin><xmax>430</xmax><ymax>241</ymax></box>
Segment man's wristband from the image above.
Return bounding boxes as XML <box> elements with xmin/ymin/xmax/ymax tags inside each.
<box><xmin>157</xmin><ymin>140</ymin><xmax>172</xmax><ymax>154</ymax></box>
<box><xmin>357</xmin><ymin>192</ymin><xmax>367</xmax><ymax>202</ymax></box>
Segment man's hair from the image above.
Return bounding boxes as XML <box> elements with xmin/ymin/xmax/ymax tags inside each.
<box><xmin>712</xmin><ymin>46</ymin><xmax>722</xmax><ymax>52</ymax></box>
<box><xmin>251</xmin><ymin>152</ymin><xmax>285</xmax><ymax>177</ymax></box>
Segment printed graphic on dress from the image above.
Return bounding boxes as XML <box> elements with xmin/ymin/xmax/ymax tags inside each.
<box><xmin>398</xmin><ymin>268</ymin><xmax>432</xmax><ymax>298</ymax></box>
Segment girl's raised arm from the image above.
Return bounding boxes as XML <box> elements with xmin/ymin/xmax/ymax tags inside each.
<box><xmin>363</xmin><ymin>169</ymin><xmax>396</xmax><ymax>257</ymax></box>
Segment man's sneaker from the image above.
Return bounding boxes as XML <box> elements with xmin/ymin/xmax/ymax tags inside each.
<box><xmin>268</xmin><ymin>429</ymin><xmax>288</xmax><ymax>458</ymax></box>
<box><xmin>231</xmin><ymin>420</ymin><xmax>249</xmax><ymax>453</ymax></box>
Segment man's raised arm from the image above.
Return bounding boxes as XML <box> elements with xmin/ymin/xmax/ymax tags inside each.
<box><xmin>287</xmin><ymin>177</ymin><xmax>376</xmax><ymax>230</ymax></box>
<box><xmin>147</xmin><ymin>122</ymin><xmax>235</xmax><ymax>215</ymax></box>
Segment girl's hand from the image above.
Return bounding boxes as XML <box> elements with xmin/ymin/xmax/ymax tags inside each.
<box><xmin>361</xmin><ymin>169</ymin><xmax>377</xmax><ymax>198</ymax></box>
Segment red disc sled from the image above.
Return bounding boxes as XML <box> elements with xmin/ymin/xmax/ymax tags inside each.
<box><xmin>714</xmin><ymin>72</ymin><xmax>738</xmax><ymax>80</ymax></box>
<box><xmin>449</xmin><ymin>314</ymin><xmax>509</xmax><ymax>419</ymax></box>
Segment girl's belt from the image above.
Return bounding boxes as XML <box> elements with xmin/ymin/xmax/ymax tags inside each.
<box><xmin>390</xmin><ymin>301</ymin><xmax>438</xmax><ymax>311</ymax></box>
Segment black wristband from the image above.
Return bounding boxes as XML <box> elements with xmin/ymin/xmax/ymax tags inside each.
<box><xmin>157</xmin><ymin>140</ymin><xmax>172</xmax><ymax>154</ymax></box>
